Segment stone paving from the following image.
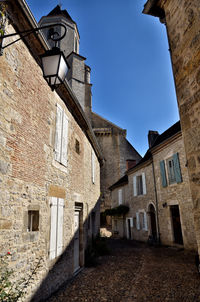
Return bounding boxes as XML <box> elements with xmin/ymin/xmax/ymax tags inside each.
<box><xmin>47</xmin><ymin>239</ymin><xmax>200</xmax><ymax>302</ymax></box>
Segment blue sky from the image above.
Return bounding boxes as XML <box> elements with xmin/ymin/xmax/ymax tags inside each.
<box><xmin>27</xmin><ymin>0</ymin><xmax>179</xmax><ymax>156</ymax></box>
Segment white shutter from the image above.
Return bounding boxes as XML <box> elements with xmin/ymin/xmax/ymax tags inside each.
<box><xmin>55</xmin><ymin>104</ymin><xmax>63</xmax><ymax>162</ymax></box>
<box><xmin>144</xmin><ymin>212</ymin><xmax>148</xmax><ymax>231</ymax></box>
<box><xmin>49</xmin><ymin>197</ymin><xmax>58</xmax><ymax>260</ymax></box>
<box><xmin>133</xmin><ymin>176</ymin><xmax>137</xmax><ymax>196</ymax></box>
<box><xmin>136</xmin><ymin>212</ymin><xmax>140</xmax><ymax>230</ymax></box>
<box><xmin>118</xmin><ymin>189</ymin><xmax>122</xmax><ymax>205</ymax></box>
<box><xmin>142</xmin><ymin>173</ymin><xmax>146</xmax><ymax>195</ymax></box>
<box><xmin>57</xmin><ymin>199</ymin><xmax>64</xmax><ymax>257</ymax></box>
<box><xmin>92</xmin><ymin>150</ymin><xmax>95</xmax><ymax>184</ymax></box>
<box><xmin>61</xmin><ymin>113</ymin><xmax>68</xmax><ymax>166</ymax></box>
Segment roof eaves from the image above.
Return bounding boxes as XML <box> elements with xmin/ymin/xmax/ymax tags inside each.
<box><xmin>109</xmin><ymin>175</ymin><xmax>128</xmax><ymax>191</ymax></box>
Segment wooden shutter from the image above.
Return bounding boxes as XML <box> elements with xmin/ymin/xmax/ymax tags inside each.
<box><xmin>92</xmin><ymin>150</ymin><xmax>95</xmax><ymax>184</ymax></box>
<box><xmin>133</xmin><ymin>176</ymin><xmax>137</xmax><ymax>196</ymax></box>
<box><xmin>160</xmin><ymin>160</ymin><xmax>167</xmax><ymax>187</ymax></box>
<box><xmin>49</xmin><ymin>197</ymin><xmax>58</xmax><ymax>260</ymax></box>
<box><xmin>173</xmin><ymin>153</ymin><xmax>182</xmax><ymax>183</ymax></box>
<box><xmin>130</xmin><ymin>218</ymin><xmax>133</xmax><ymax>227</ymax></box>
<box><xmin>61</xmin><ymin>113</ymin><xmax>68</xmax><ymax>167</ymax></box>
<box><xmin>143</xmin><ymin>212</ymin><xmax>148</xmax><ymax>231</ymax></box>
<box><xmin>118</xmin><ymin>189</ymin><xmax>122</xmax><ymax>205</ymax></box>
<box><xmin>136</xmin><ymin>212</ymin><xmax>140</xmax><ymax>230</ymax></box>
<box><xmin>57</xmin><ymin>199</ymin><xmax>64</xmax><ymax>257</ymax></box>
<box><xmin>142</xmin><ymin>173</ymin><xmax>146</xmax><ymax>195</ymax></box>
<box><xmin>55</xmin><ymin>104</ymin><xmax>63</xmax><ymax>162</ymax></box>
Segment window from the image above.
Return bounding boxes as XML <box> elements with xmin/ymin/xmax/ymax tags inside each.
<box><xmin>28</xmin><ymin>210</ymin><xmax>39</xmax><ymax>232</ymax></box>
<box><xmin>118</xmin><ymin>188</ymin><xmax>123</xmax><ymax>205</ymax></box>
<box><xmin>136</xmin><ymin>211</ymin><xmax>148</xmax><ymax>231</ymax></box>
<box><xmin>137</xmin><ymin>175</ymin><xmax>143</xmax><ymax>195</ymax></box>
<box><xmin>133</xmin><ymin>173</ymin><xmax>146</xmax><ymax>196</ymax></box>
<box><xmin>160</xmin><ymin>153</ymin><xmax>182</xmax><ymax>187</ymax></box>
<box><xmin>75</xmin><ymin>139</ymin><xmax>80</xmax><ymax>154</ymax></box>
<box><xmin>49</xmin><ymin>197</ymin><xmax>64</xmax><ymax>260</ymax></box>
<box><xmin>167</xmin><ymin>157</ymin><xmax>176</xmax><ymax>184</ymax></box>
<box><xmin>55</xmin><ymin>104</ymin><xmax>69</xmax><ymax>167</ymax></box>
<box><xmin>91</xmin><ymin>150</ymin><xmax>95</xmax><ymax>184</ymax></box>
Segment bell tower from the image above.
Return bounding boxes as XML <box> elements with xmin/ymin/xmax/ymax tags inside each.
<box><xmin>39</xmin><ymin>5</ymin><xmax>79</xmax><ymax>57</ymax></box>
<box><xmin>39</xmin><ymin>6</ymin><xmax>92</xmax><ymax>119</ymax></box>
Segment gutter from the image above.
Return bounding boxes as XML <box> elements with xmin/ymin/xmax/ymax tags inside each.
<box><xmin>151</xmin><ymin>160</ymin><xmax>161</xmax><ymax>244</ymax></box>
<box><xmin>18</xmin><ymin>0</ymin><xmax>49</xmax><ymax>50</ymax></box>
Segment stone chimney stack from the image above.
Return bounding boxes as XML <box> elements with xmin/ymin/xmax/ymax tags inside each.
<box><xmin>148</xmin><ymin>131</ymin><xmax>159</xmax><ymax>148</ymax></box>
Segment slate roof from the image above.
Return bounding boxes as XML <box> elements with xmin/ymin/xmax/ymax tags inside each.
<box><xmin>47</xmin><ymin>5</ymin><xmax>75</xmax><ymax>24</ymax></box>
<box><xmin>127</xmin><ymin>121</ymin><xmax>181</xmax><ymax>173</ymax></box>
<box><xmin>109</xmin><ymin>175</ymin><xmax>128</xmax><ymax>191</ymax></box>
<box><xmin>151</xmin><ymin>121</ymin><xmax>181</xmax><ymax>148</ymax></box>
<box><xmin>109</xmin><ymin>121</ymin><xmax>181</xmax><ymax>189</ymax></box>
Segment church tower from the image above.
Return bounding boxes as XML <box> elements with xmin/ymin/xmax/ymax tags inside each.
<box><xmin>39</xmin><ymin>6</ymin><xmax>92</xmax><ymax>119</ymax></box>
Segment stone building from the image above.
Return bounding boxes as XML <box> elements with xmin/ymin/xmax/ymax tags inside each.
<box><xmin>0</xmin><ymin>1</ymin><xmax>102</xmax><ymax>300</ymax></box>
<box><xmin>92</xmin><ymin>112</ymin><xmax>141</xmax><ymax>214</ymax></box>
<box><xmin>39</xmin><ymin>5</ymin><xmax>142</xmax><ymax>216</ymax></box>
<box><xmin>110</xmin><ymin>122</ymin><xmax>197</xmax><ymax>251</ymax></box>
<box><xmin>143</xmin><ymin>0</ymin><xmax>200</xmax><ymax>260</ymax></box>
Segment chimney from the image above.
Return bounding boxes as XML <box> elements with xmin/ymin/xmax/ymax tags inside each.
<box><xmin>126</xmin><ymin>160</ymin><xmax>136</xmax><ymax>170</ymax></box>
<box><xmin>148</xmin><ymin>130</ymin><xmax>159</xmax><ymax>148</ymax></box>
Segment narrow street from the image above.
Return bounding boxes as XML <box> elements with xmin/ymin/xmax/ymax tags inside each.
<box><xmin>48</xmin><ymin>239</ymin><xmax>200</xmax><ymax>302</ymax></box>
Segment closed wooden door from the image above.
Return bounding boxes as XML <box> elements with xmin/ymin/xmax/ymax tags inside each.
<box><xmin>74</xmin><ymin>211</ymin><xmax>80</xmax><ymax>272</ymax></box>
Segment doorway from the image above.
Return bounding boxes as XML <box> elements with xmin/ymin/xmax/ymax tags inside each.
<box><xmin>170</xmin><ymin>205</ymin><xmax>183</xmax><ymax>245</ymax></box>
<box><xmin>126</xmin><ymin>218</ymin><xmax>132</xmax><ymax>239</ymax></box>
<box><xmin>149</xmin><ymin>204</ymin><xmax>157</xmax><ymax>240</ymax></box>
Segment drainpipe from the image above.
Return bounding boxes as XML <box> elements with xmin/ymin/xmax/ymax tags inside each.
<box><xmin>152</xmin><ymin>160</ymin><xmax>161</xmax><ymax>244</ymax></box>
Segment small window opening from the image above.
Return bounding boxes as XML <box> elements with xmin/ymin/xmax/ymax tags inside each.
<box><xmin>137</xmin><ymin>175</ymin><xmax>143</xmax><ymax>195</ymax></box>
<box><xmin>28</xmin><ymin>210</ymin><xmax>39</xmax><ymax>232</ymax></box>
<box><xmin>167</xmin><ymin>158</ymin><xmax>176</xmax><ymax>184</ymax></box>
<box><xmin>75</xmin><ymin>139</ymin><xmax>80</xmax><ymax>154</ymax></box>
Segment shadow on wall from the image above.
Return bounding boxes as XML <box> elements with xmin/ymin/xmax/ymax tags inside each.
<box><xmin>30</xmin><ymin>198</ymin><xmax>100</xmax><ymax>302</ymax></box>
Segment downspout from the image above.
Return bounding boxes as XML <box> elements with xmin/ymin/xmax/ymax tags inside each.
<box><xmin>151</xmin><ymin>160</ymin><xmax>161</xmax><ymax>244</ymax></box>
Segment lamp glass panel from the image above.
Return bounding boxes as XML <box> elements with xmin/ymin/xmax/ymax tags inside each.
<box><xmin>42</xmin><ymin>54</ymin><xmax>60</xmax><ymax>76</ymax></box>
<box><xmin>58</xmin><ymin>55</ymin><xmax>68</xmax><ymax>81</ymax></box>
<box><xmin>49</xmin><ymin>76</ymin><xmax>61</xmax><ymax>85</ymax></box>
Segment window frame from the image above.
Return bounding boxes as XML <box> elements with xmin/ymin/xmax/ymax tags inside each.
<box><xmin>166</xmin><ymin>157</ymin><xmax>176</xmax><ymax>185</ymax></box>
<box><xmin>27</xmin><ymin>210</ymin><xmax>39</xmax><ymax>232</ymax></box>
<box><xmin>133</xmin><ymin>173</ymin><xmax>146</xmax><ymax>196</ymax></box>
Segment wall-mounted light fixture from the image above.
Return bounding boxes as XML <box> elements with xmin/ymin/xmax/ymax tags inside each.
<box><xmin>162</xmin><ymin>202</ymin><xmax>167</xmax><ymax>208</ymax></box>
<box><xmin>0</xmin><ymin>23</ymin><xmax>69</xmax><ymax>91</ymax></box>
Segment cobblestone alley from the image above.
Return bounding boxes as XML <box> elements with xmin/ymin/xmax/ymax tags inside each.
<box><xmin>47</xmin><ymin>239</ymin><xmax>200</xmax><ymax>302</ymax></box>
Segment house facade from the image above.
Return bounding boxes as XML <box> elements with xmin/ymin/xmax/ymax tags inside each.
<box><xmin>110</xmin><ymin>122</ymin><xmax>197</xmax><ymax>251</ymax></box>
<box><xmin>143</xmin><ymin>0</ymin><xmax>200</xmax><ymax>261</ymax></box>
<box><xmin>0</xmin><ymin>1</ymin><xmax>102</xmax><ymax>301</ymax></box>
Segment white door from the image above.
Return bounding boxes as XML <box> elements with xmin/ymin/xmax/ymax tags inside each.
<box><xmin>74</xmin><ymin>211</ymin><xmax>80</xmax><ymax>272</ymax></box>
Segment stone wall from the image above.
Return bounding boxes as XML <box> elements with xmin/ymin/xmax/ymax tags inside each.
<box><xmin>127</xmin><ymin>163</ymin><xmax>156</xmax><ymax>242</ymax></box>
<box><xmin>143</xmin><ymin>0</ymin><xmax>200</xmax><ymax>257</ymax></box>
<box><xmin>110</xmin><ymin>132</ymin><xmax>197</xmax><ymax>250</ymax></box>
<box><xmin>92</xmin><ymin>112</ymin><xmax>141</xmax><ymax>212</ymax></box>
<box><xmin>0</xmin><ymin>22</ymin><xmax>100</xmax><ymax>301</ymax></box>
<box><xmin>152</xmin><ymin>135</ymin><xmax>197</xmax><ymax>250</ymax></box>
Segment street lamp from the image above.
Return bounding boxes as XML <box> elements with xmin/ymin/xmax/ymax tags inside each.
<box><xmin>40</xmin><ymin>46</ymin><xmax>69</xmax><ymax>91</ymax></box>
<box><xmin>0</xmin><ymin>23</ymin><xmax>69</xmax><ymax>91</ymax></box>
